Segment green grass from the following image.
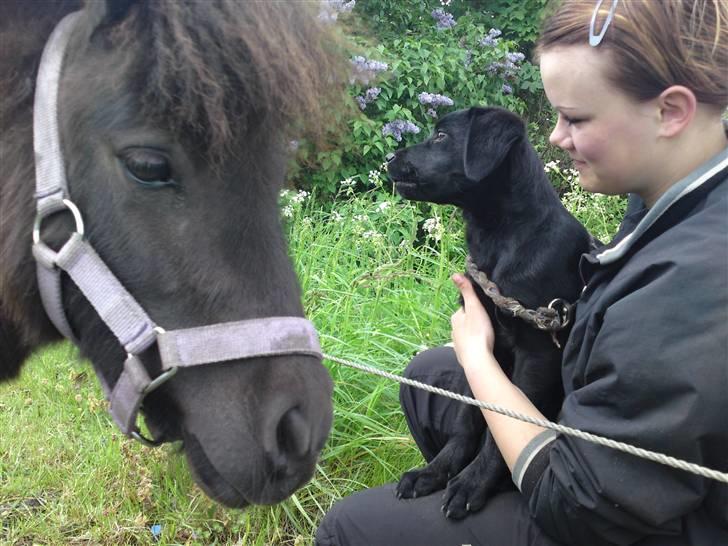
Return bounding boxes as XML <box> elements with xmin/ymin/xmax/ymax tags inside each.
<box><xmin>1</xmin><ymin>187</ymin><xmax>624</xmax><ymax>545</ymax></box>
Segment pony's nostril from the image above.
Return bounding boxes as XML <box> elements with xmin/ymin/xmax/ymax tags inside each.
<box><xmin>275</xmin><ymin>406</ymin><xmax>311</xmax><ymax>460</ymax></box>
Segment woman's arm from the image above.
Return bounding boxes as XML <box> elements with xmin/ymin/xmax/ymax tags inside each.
<box><xmin>449</xmin><ymin>274</ymin><xmax>546</xmax><ymax>471</ymax></box>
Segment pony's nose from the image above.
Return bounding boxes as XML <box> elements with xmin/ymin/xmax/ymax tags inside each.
<box><xmin>276</xmin><ymin>406</ymin><xmax>311</xmax><ymax>458</ymax></box>
<box><xmin>263</xmin><ymin>399</ymin><xmax>321</xmax><ymax>473</ymax></box>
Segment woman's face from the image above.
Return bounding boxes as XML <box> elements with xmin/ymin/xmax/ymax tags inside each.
<box><xmin>540</xmin><ymin>45</ymin><xmax>661</xmax><ymax>197</ymax></box>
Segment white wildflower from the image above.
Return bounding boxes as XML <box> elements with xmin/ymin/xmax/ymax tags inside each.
<box><xmin>368</xmin><ymin>169</ymin><xmax>382</xmax><ymax>185</ymax></box>
<box><xmin>362</xmin><ymin>230</ymin><xmax>384</xmax><ymax>242</ymax></box>
<box><xmin>423</xmin><ymin>217</ymin><xmax>442</xmax><ymax>241</ymax></box>
<box><xmin>544</xmin><ymin>160</ymin><xmax>560</xmax><ymax>173</ymax></box>
<box><xmin>291</xmin><ymin>190</ymin><xmax>309</xmax><ymax>204</ymax></box>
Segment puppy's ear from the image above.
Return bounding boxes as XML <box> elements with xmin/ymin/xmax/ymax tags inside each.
<box><xmin>463</xmin><ymin>107</ymin><xmax>524</xmax><ymax>181</ymax></box>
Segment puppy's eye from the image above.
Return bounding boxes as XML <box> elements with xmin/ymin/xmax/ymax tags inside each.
<box><xmin>121</xmin><ymin>148</ymin><xmax>177</xmax><ymax>188</ymax></box>
<box><xmin>433</xmin><ymin>131</ymin><xmax>447</xmax><ymax>142</ymax></box>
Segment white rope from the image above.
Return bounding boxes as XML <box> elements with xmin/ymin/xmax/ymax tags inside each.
<box><xmin>323</xmin><ymin>353</ymin><xmax>728</xmax><ymax>485</ymax></box>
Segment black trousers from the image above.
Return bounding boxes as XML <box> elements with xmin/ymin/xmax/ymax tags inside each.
<box><xmin>315</xmin><ymin>346</ymin><xmax>564</xmax><ymax>546</ymax></box>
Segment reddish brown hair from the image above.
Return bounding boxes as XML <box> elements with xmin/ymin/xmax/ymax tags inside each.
<box><xmin>535</xmin><ymin>0</ymin><xmax>728</xmax><ymax>110</ymax></box>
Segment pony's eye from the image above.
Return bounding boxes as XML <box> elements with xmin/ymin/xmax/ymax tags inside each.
<box><xmin>433</xmin><ymin>131</ymin><xmax>447</xmax><ymax>142</ymax></box>
<box><xmin>121</xmin><ymin>149</ymin><xmax>175</xmax><ymax>188</ymax></box>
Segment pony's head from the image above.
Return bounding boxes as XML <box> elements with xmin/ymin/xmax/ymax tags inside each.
<box><xmin>0</xmin><ymin>0</ymin><xmax>348</xmax><ymax>507</ymax></box>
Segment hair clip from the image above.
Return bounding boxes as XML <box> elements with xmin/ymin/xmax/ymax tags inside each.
<box><xmin>589</xmin><ymin>0</ymin><xmax>619</xmax><ymax>47</ymax></box>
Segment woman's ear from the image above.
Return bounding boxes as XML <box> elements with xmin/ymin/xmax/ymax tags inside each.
<box><xmin>656</xmin><ymin>85</ymin><xmax>697</xmax><ymax>138</ymax></box>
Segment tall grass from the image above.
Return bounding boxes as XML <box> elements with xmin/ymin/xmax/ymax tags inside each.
<box><xmin>0</xmin><ymin>184</ymin><xmax>623</xmax><ymax>545</ymax></box>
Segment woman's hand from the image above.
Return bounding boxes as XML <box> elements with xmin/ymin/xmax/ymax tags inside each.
<box><xmin>450</xmin><ymin>273</ymin><xmax>496</xmax><ymax>371</ymax></box>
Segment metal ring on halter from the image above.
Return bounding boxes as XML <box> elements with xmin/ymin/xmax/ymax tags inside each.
<box><xmin>33</xmin><ymin>198</ymin><xmax>85</xmax><ymax>246</ymax></box>
<box><xmin>131</xmin><ymin>429</ymin><xmax>165</xmax><ymax>447</ymax></box>
<box><xmin>589</xmin><ymin>0</ymin><xmax>619</xmax><ymax>47</ymax></box>
<box><xmin>548</xmin><ymin>298</ymin><xmax>573</xmax><ymax>330</ymax></box>
<box><xmin>129</xmin><ymin>341</ymin><xmax>178</xmax><ymax>447</ymax></box>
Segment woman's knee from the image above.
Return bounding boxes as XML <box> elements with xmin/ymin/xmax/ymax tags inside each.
<box><xmin>403</xmin><ymin>345</ymin><xmax>458</xmax><ymax>380</ymax></box>
<box><xmin>315</xmin><ymin>485</ymin><xmax>398</xmax><ymax>546</ymax></box>
<box><xmin>399</xmin><ymin>346</ymin><xmax>458</xmax><ymax>425</ymax></box>
<box><xmin>315</xmin><ymin>498</ymin><xmax>346</xmax><ymax>546</ymax></box>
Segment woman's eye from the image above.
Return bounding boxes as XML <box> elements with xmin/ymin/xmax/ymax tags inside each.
<box><xmin>564</xmin><ymin>116</ymin><xmax>584</xmax><ymax>126</ymax></box>
<box><xmin>121</xmin><ymin>149</ymin><xmax>176</xmax><ymax>188</ymax></box>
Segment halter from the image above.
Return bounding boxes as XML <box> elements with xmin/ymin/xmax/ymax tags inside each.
<box><xmin>31</xmin><ymin>11</ymin><xmax>323</xmax><ymax>446</ymax></box>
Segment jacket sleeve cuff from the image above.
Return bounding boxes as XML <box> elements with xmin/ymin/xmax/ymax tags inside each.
<box><xmin>512</xmin><ymin>429</ymin><xmax>558</xmax><ymax>496</ymax></box>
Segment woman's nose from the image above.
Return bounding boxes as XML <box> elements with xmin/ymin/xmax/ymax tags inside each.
<box><xmin>549</xmin><ymin>118</ymin><xmax>571</xmax><ymax>150</ymax></box>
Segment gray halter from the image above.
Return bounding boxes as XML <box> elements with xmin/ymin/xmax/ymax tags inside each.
<box><xmin>31</xmin><ymin>11</ymin><xmax>322</xmax><ymax>446</ymax></box>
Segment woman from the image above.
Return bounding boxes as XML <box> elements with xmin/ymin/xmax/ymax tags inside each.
<box><xmin>316</xmin><ymin>1</ymin><xmax>728</xmax><ymax>544</ymax></box>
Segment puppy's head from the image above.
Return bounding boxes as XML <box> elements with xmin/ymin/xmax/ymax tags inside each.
<box><xmin>387</xmin><ymin>107</ymin><xmax>525</xmax><ymax>207</ymax></box>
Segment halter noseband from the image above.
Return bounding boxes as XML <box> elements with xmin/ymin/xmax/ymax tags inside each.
<box><xmin>32</xmin><ymin>11</ymin><xmax>323</xmax><ymax>446</ymax></box>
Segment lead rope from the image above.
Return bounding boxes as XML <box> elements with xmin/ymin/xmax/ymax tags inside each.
<box><xmin>323</xmin><ymin>353</ymin><xmax>728</xmax><ymax>484</ymax></box>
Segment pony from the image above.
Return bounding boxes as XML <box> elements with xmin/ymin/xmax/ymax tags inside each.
<box><xmin>0</xmin><ymin>0</ymin><xmax>347</xmax><ymax>508</ymax></box>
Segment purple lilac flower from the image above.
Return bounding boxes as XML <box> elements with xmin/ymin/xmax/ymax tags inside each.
<box><xmin>382</xmin><ymin>120</ymin><xmax>421</xmax><ymax>142</ymax></box>
<box><xmin>464</xmin><ymin>49</ymin><xmax>473</xmax><ymax>68</ymax></box>
<box><xmin>479</xmin><ymin>28</ymin><xmax>502</xmax><ymax>47</ymax></box>
<box><xmin>487</xmin><ymin>51</ymin><xmax>526</xmax><ymax>78</ymax></box>
<box><xmin>427</xmin><ymin>108</ymin><xmax>438</xmax><ymax>118</ymax></box>
<box><xmin>506</xmin><ymin>52</ymin><xmax>526</xmax><ymax>64</ymax></box>
<box><xmin>431</xmin><ymin>8</ymin><xmax>456</xmax><ymax>30</ymax></box>
<box><xmin>418</xmin><ymin>92</ymin><xmax>454</xmax><ymax>107</ymax></box>
<box><xmin>318</xmin><ymin>0</ymin><xmax>356</xmax><ymax>23</ymax></box>
<box><xmin>355</xmin><ymin>86</ymin><xmax>381</xmax><ymax>110</ymax></box>
<box><xmin>350</xmin><ymin>56</ymin><xmax>389</xmax><ymax>85</ymax></box>
<box><xmin>365</xmin><ymin>87</ymin><xmax>381</xmax><ymax>102</ymax></box>
<box><xmin>502</xmin><ymin>84</ymin><xmax>513</xmax><ymax>95</ymax></box>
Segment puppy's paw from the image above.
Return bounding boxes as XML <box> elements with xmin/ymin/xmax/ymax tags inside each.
<box><xmin>396</xmin><ymin>467</ymin><xmax>448</xmax><ymax>499</ymax></box>
<box><xmin>440</xmin><ymin>472</ymin><xmax>495</xmax><ymax>520</ymax></box>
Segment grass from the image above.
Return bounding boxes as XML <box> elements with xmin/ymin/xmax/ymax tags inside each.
<box><xmin>1</xmin><ymin>184</ymin><xmax>624</xmax><ymax>545</ymax></box>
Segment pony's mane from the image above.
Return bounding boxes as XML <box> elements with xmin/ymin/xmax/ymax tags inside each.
<box><xmin>107</xmin><ymin>0</ymin><xmax>349</xmax><ymax>162</ymax></box>
<box><xmin>0</xmin><ymin>0</ymin><xmax>349</xmax><ymax>166</ymax></box>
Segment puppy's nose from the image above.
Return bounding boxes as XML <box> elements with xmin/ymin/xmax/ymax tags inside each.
<box><xmin>385</xmin><ymin>152</ymin><xmax>396</xmax><ymax>162</ymax></box>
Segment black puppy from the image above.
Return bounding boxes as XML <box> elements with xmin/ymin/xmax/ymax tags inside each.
<box><xmin>387</xmin><ymin>106</ymin><xmax>593</xmax><ymax>519</ymax></box>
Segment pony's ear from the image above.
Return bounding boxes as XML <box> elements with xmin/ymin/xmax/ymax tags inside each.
<box><xmin>84</xmin><ymin>0</ymin><xmax>139</xmax><ymax>31</ymax></box>
<box><xmin>83</xmin><ymin>0</ymin><xmax>140</xmax><ymax>46</ymax></box>
<box><xmin>463</xmin><ymin>107</ymin><xmax>524</xmax><ymax>181</ymax></box>
<box><xmin>102</xmin><ymin>0</ymin><xmax>139</xmax><ymax>25</ymax></box>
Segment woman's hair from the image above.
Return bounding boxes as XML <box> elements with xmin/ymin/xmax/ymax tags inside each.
<box><xmin>535</xmin><ymin>0</ymin><xmax>728</xmax><ymax>110</ymax></box>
